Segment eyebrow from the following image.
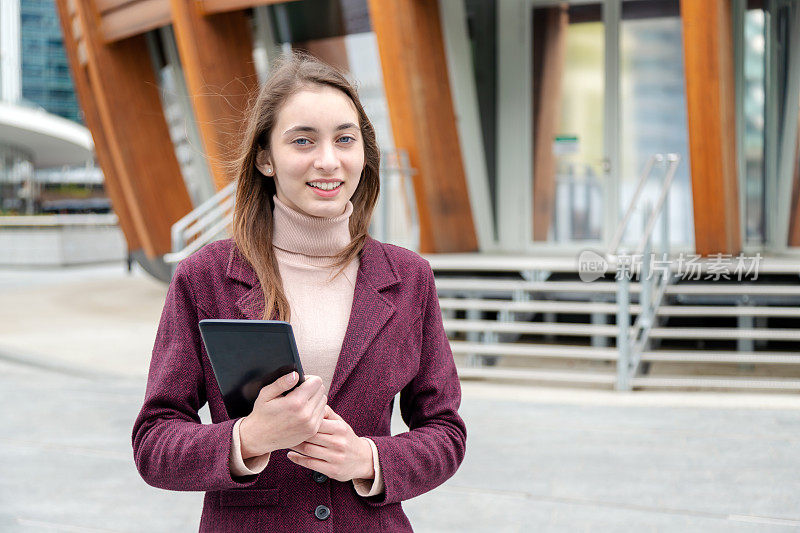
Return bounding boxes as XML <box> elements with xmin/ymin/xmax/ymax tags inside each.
<box><xmin>282</xmin><ymin>123</ymin><xmax>358</xmax><ymax>136</ymax></box>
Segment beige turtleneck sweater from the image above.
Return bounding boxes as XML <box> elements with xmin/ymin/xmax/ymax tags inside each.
<box><xmin>227</xmin><ymin>195</ymin><xmax>384</xmax><ymax>497</ymax></box>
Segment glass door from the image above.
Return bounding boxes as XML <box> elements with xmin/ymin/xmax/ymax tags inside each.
<box><xmin>531</xmin><ymin>2</ymin><xmax>607</xmax><ymax>246</ymax></box>
<box><xmin>618</xmin><ymin>0</ymin><xmax>693</xmax><ymax>249</ymax></box>
<box><xmin>531</xmin><ymin>3</ymin><xmax>607</xmax><ymax>245</ymax></box>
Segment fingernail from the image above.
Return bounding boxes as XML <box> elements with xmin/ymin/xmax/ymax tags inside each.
<box><xmin>285</xmin><ymin>372</ymin><xmax>297</xmax><ymax>384</ymax></box>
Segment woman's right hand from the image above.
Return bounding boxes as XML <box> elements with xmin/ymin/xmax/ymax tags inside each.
<box><xmin>238</xmin><ymin>372</ymin><xmax>327</xmax><ymax>459</ymax></box>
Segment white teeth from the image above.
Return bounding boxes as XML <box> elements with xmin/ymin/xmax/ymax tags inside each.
<box><xmin>308</xmin><ymin>181</ymin><xmax>342</xmax><ymax>191</ymax></box>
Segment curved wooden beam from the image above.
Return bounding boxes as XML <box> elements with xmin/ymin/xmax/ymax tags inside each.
<box><xmin>170</xmin><ymin>0</ymin><xmax>259</xmax><ymax>190</ymax></box>
<box><xmin>681</xmin><ymin>0</ymin><xmax>741</xmax><ymax>255</ymax></box>
<box><xmin>368</xmin><ymin>0</ymin><xmax>477</xmax><ymax>253</ymax></box>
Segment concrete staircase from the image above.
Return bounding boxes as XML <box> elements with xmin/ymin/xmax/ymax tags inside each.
<box><xmin>429</xmin><ymin>254</ymin><xmax>800</xmax><ymax>392</ymax></box>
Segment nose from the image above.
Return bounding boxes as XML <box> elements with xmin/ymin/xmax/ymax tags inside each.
<box><xmin>313</xmin><ymin>142</ymin><xmax>340</xmax><ymax>174</ymax></box>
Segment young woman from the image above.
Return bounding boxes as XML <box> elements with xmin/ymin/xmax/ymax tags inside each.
<box><xmin>132</xmin><ymin>54</ymin><xmax>466</xmax><ymax>532</ymax></box>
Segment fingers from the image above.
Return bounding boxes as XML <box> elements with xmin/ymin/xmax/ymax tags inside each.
<box><xmin>287</xmin><ymin>451</ymin><xmax>328</xmax><ymax>473</ymax></box>
<box><xmin>288</xmin><ymin>375</ymin><xmax>324</xmax><ymax>404</ymax></box>
<box><xmin>315</xmin><ymin>418</ymin><xmax>343</xmax><ymax>435</ymax></box>
<box><xmin>258</xmin><ymin>371</ymin><xmax>299</xmax><ymax>402</ymax></box>
<box><xmin>290</xmin><ymin>441</ymin><xmax>332</xmax><ymax>461</ymax></box>
<box><xmin>308</xmin><ymin>392</ymin><xmax>327</xmax><ymax>432</ymax></box>
<box><xmin>301</xmin><ymin>431</ymin><xmax>337</xmax><ymax>447</ymax></box>
<box><xmin>324</xmin><ymin>405</ymin><xmax>344</xmax><ymax>420</ymax></box>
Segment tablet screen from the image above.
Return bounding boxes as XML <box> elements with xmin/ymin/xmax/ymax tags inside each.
<box><xmin>199</xmin><ymin>320</ymin><xmax>304</xmax><ymax>419</ymax></box>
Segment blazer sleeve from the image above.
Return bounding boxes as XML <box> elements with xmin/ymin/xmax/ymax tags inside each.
<box><xmin>131</xmin><ymin>260</ymin><xmax>261</xmax><ymax>492</ymax></box>
<box><xmin>365</xmin><ymin>262</ymin><xmax>467</xmax><ymax>506</ymax></box>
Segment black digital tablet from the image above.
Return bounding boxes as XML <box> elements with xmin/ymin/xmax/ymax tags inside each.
<box><xmin>198</xmin><ymin>319</ymin><xmax>305</xmax><ymax>419</ymax></box>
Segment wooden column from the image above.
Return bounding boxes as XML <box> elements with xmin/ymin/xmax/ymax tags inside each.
<box><xmin>531</xmin><ymin>6</ymin><xmax>568</xmax><ymax>241</ymax></box>
<box><xmin>55</xmin><ymin>0</ymin><xmax>192</xmax><ymax>258</ymax></box>
<box><xmin>681</xmin><ymin>0</ymin><xmax>741</xmax><ymax>255</ymax></box>
<box><xmin>293</xmin><ymin>37</ymin><xmax>350</xmax><ymax>73</ymax></box>
<box><xmin>170</xmin><ymin>0</ymin><xmax>259</xmax><ymax>190</ymax></box>
<box><xmin>368</xmin><ymin>0</ymin><xmax>477</xmax><ymax>253</ymax></box>
<box><xmin>788</xmin><ymin>112</ymin><xmax>800</xmax><ymax>246</ymax></box>
<box><xmin>54</xmin><ymin>0</ymin><xmax>140</xmax><ymax>253</ymax></box>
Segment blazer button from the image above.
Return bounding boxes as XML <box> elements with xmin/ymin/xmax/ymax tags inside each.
<box><xmin>312</xmin><ymin>471</ymin><xmax>328</xmax><ymax>483</ymax></box>
<box><xmin>314</xmin><ymin>505</ymin><xmax>330</xmax><ymax>520</ymax></box>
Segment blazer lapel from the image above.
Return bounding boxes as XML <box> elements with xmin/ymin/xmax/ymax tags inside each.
<box><xmin>226</xmin><ymin>237</ymin><xmax>402</xmax><ymax>400</ymax></box>
<box><xmin>327</xmin><ymin>237</ymin><xmax>400</xmax><ymax>401</ymax></box>
<box><xmin>227</xmin><ymin>246</ymin><xmax>268</xmax><ymax>320</ymax></box>
<box><xmin>235</xmin><ymin>286</ymin><xmax>266</xmax><ymax>320</ymax></box>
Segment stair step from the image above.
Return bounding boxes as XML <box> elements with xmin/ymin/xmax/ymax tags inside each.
<box><xmin>449</xmin><ymin>340</ymin><xmax>617</xmax><ymax>360</ymax></box>
<box><xmin>426</xmin><ymin>253</ymin><xmax>800</xmax><ymax>275</ymax></box>
<box><xmin>438</xmin><ymin>298</ymin><xmax>628</xmax><ymax>314</ymax></box>
<box><xmin>650</xmin><ymin>327</ymin><xmax>800</xmax><ymax>341</ymax></box>
<box><xmin>457</xmin><ymin>366</ymin><xmax>616</xmax><ymax>385</ymax></box>
<box><xmin>657</xmin><ymin>305</ymin><xmax>800</xmax><ymax>317</ymax></box>
<box><xmin>439</xmin><ymin>299</ymin><xmax>800</xmax><ymax>318</ymax></box>
<box><xmin>666</xmin><ymin>284</ymin><xmax>800</xmax><ymax>296</ymax></box>
<box><xmin>435</xmin><ymin>279</ymin><xmax>638</xmax><ymax>294</ymax></box>
<box><xmin>641</xmin><ymin>350</ymin><xmax>800</xmax><ymax>364</ymax></box>
<box><xmin>631</xmin><ymin>375</ymin><xmax>800</xmax><ymax>391</ymax></box>
<box><xmin>427</xmin><ymin>255</ymin><xmax>581</xmax><ymax>272</ymax></box>
<box><xmin>444</xmin><ymin>319</ymin><xmax>618</xmax><ymax>337</ymax></box>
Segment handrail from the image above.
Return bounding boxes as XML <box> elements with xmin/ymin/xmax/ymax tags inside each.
<box><xmin>164</xmin><ymin>181</ymin><xmax>236</xmax><ymax>266</ymax></box>
<box><xmin>608</xmin><ymin>154</ymin><xmax>663</xmax><ymax>254</ymax></box>
<box><xmin>635</xmin><ymin>154</ymin><xmax>681</xmax><ymax>256</ymax></box>
<box><xmin>611</xmin><ymin>153</ymin><xmax>681</xmax><ymax>391</ymax></box>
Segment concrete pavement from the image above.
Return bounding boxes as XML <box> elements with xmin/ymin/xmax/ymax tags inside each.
<box><xmin>1</xmin><ymin>262</ymin><xmax>800</xmax><ymax>532</ymax></box>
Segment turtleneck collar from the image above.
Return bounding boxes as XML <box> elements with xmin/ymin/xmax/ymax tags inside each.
<box><xmin>271</xmin><ymin>194</ymin><xmax>353</xmax><ymax>257</ymax></box>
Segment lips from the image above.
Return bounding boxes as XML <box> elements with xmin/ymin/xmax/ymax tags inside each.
<box><xmin>306</xmin><ymin>181</ymin><xmax>343</xmax><ymax>190</ymax></box>
<box><xmin>307</xmin><ymin>181</ymin><xmax>343</xmax><ymax>197</ymax></box>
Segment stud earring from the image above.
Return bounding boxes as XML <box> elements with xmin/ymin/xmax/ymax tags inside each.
<box><xmin>267</xmin><ymin>167</ymin><xmax>272</xmax><ymax>175</ymax></box>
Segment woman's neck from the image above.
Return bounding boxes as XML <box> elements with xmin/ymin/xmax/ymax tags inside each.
<box><xmin>271</xmin><ymin>194</ymin><xmax>353</xmax><ymax>257</ymax></box>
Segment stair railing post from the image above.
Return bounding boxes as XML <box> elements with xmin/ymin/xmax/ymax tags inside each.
<box><xmin>641</xmin><ymin>202</ymin><xmax>653</xmax><ymax>330</ymax></box>
<box><xmin>616</xmin><ymin>255</ymin><xmax>632</xmax><ymax>391</ymax></box>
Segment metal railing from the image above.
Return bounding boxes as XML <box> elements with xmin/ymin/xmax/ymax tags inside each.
<box><xmin>551</xmin><ymin>163</ymin><xmax>604</xmax><ymax>242</ymax></box>
<box><xmin>163</xmin><ymin>150</ymin><xmax>418</xmax><ymax>269</ymax></box>
<box><xmin>610</xmin><ymin>153</ymin><xmax>681</xmax><ymax>390</ymax></box>
<box><xmin>163</xmin><ymin>181</ymin><xmax>236</xmax><ymax>266</ymax></box>
<box><xmin>372</xmin><ymin>150</ymin><xmax>419</xmax><ymax>250</ymax></box>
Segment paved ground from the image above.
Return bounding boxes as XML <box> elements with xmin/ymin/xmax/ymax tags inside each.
<box><xmin>1</xmin><ymin>262</ymin><xmax>800</xmax><ymax>532</ymax></box>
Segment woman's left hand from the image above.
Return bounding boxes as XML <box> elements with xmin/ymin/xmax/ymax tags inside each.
<box><xmin>287</xmin><ymin>406</ymin><xmax>375</xmax><ymax>482</ymax></box>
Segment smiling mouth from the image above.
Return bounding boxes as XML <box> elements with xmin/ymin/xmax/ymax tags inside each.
<box><xmin>307</xmin><ymin>182</ymin><xmax>343</xmax><ymax>191</ymax></box>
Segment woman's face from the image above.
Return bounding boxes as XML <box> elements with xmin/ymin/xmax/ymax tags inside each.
<box><xmin>257</xmin><ymin>85</ymin><xmax>365</xmax><ymax>218</ymax></box>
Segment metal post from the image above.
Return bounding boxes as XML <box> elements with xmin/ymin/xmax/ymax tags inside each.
<box><xmin>661</xmin><ymin>184</ymin><xmax>670</xmax><ymax>262</ymax></box>
<box><xmin>466</xmin><ymin>307</ymin><xmax>481</xmax><ymax>367</ymax></box>
<box><xmin>616</xmin><ymin>268</ymin><xmax>631</xmax><ymax>391</ymax></box>
<box><xmin>641</xmin><ymin>203</ymin><xmax>652</xmax><ymax>329</ymax></box>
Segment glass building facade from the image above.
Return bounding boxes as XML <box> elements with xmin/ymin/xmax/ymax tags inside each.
<box><xmin>19</xmin><ymin>0</ymin><xmax>81</xmax><ymax>123</ymax></box>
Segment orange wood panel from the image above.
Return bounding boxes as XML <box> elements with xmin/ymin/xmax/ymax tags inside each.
<box><xmin>681</xmin><ymin>0</ymin><xmax>741</xmax><ymax>255</ymax></box>
<box><xmin>200</xmin><ymin>0</ymin><xmax>291</xmax><ymax>16</ymax></box>
<box><xmin>368</xmin><ymin>0</ymin><xmax>477</xmax><ymax>253</ymax></box>
<box><xmin>94</xmin><ymin>0</ymin><xmax>136</xmax><ymax>14</ymax></box>
<box><xmin>292</xmin><ymin>36</ymin><xmax>350</xmax><ymax>74</ymax></box>
<box><xmin>170</xmin><ymin>0</ymin><xmax>259</xmax><ymax>190</ymax></box>
<box><xmin>788</xmin><ymin>112</ymin><xmax>800</xmax><ymax>246</ymax></box>
<box><xmin>61</xmin><ymin>0</ymin><xmax>193</xmax><ymax>257</ymax></box>
<box><xmin>99</xmin><ymin>0</ymin><xmax>171</xmax><ymax>43</ymax></box>
<box><xmin>531</xmin><ymin>6</ymin><xmax>567</xmax><ymax>241</ymax></box>
<box><xmin>55</xmin><ymin>0</ymin><xmax>140</xmax><ymax>251</ymax></box>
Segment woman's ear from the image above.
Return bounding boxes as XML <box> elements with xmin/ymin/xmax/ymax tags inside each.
<box><xmin>255</xmin><ymin>149</ymin><xmax>274</xmax><ymax>177</ymax></box>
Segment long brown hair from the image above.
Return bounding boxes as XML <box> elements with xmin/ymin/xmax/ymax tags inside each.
<box><xmin>231</xmin><ymin>52</ymin><xmax>380</xmax><ymax>321</ymax></box>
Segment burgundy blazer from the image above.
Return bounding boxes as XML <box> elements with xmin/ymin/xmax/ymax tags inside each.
<box><xmin>131</xmin><ymin>236</ymin><xmax>466</xmax><ymax>532</ymax></box>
